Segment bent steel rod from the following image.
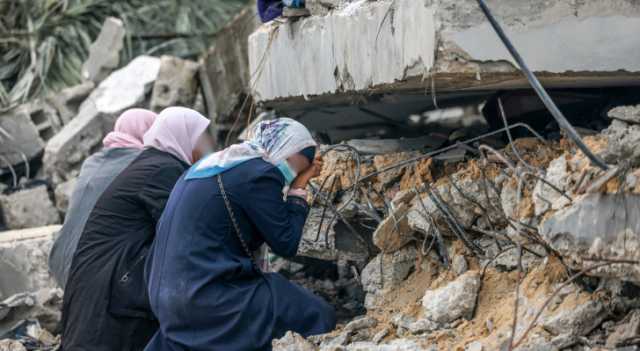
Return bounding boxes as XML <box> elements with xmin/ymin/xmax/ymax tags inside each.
<box><xmin>475</xmin><ymin>0</ymin><xmax>608</xmax><ymax>170</ymax></box>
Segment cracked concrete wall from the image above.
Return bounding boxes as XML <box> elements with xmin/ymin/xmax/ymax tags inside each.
<box><xmin>248</xmin><ymin>0</ymin><xmax>436</xmax><ymax>101</ymax></box>
<box><xmin>248</xmin><ymin>0</ymin><xmax>640</xmax><ymax>103</ymax></box>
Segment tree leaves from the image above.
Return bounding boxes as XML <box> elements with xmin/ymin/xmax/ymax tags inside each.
<box><xmin>0</xmin><ymin>0</ymin><xmax>249</xmax><ymax>108</ymax></box>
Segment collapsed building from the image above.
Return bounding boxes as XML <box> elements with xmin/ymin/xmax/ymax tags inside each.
<box><xmin>2</xmin><ymin>0</ymin><xmax>640</xmax><ymax>350</ymax></box>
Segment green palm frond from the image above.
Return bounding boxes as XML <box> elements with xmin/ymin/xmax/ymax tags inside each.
<box><xmin>0</xmin><ymin>0</ymin><xmax>249</xmax><ymax>108</ymax></box>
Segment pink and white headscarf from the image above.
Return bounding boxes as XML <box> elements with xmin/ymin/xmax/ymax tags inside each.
<box><xmin>143</xmin><ymin>107</ymin><xmax>210</xmax><ymax>165</ymax></box>
<box><xmin>102</xmin><ymin>109</ymin><xmax>157</xmax><ymax>149</ymax></box>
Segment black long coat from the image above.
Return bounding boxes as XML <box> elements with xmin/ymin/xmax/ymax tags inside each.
<box><xmin>61</xmin><ymin>148</ymin><xmax>187</xmax><ymax>351</ymax></box>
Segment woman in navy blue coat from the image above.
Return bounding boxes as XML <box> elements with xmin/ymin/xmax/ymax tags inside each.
<box><xmin>144</xmin><ymin>118</ymin><xmax>336</xmax><ymax>351</ymax></box>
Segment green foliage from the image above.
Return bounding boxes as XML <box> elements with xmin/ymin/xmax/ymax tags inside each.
<box><xmin>0</xmin><ymin>0</ymin><xmax>249</xmax><ymax>108</ymax></box>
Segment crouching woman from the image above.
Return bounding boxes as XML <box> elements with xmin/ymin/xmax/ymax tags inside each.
<box><xmin>145</xmin><ymin>118</ymin><xmax>336</xmax><ymax>351</ymax></box>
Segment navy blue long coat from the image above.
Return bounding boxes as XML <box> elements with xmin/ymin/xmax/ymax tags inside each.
<box><xmin>144</xmin><ymin>158</ymin><xmax>336</xmax><ymax>351</ymax></box>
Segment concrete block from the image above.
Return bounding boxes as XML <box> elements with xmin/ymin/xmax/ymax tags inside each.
<box><xmin>248</xmin><ymin>0</ymin><xmax>640</xmax><ymax>105</ymax></box>
<box><xmin>46</xmin><ymin>81</ymin><xmax>95</xmax><ymax>124</ymax></box>
<box><xmin>200</xmin><ymin>6</ymin><xmax>260</xmax><ymax>124</ymax></box>
<box><xmin>150</xmin><ymin>56</ymin><xmax>200</xmax><ymax>112</ymax></box>
<box><xmin>0</xmin><ymin>186</ymin><xmax>60</xmax><ymax>230</ymax></box>
<box><xmin>422</xmin><ymin>270</ymin><xmax>480</xmax><ymax>325</ymax></box>
<box><xmin>372</xmin><ymin>202</ymin><xmax>413</xmax><ymax>253</ymax></box>
<box><xmin>44</xmin><ymin>56</ymin><xmax>160</xmax><ymax>184</ymax></box>
<box><xmin>539</xmin><ymin>193</ymin><xmax>640</xmax><ymax>283</ymax></box>
<box><xmin>0</xmin><ymin>225</ymin><xmax>61</xmax><ymax>300</ymax></box>
<box><xmin>82</xmin><ymin>17</ymin><xmax>125</xmax><ymax>83</ymax></box>
<box><xmin>0</xmin><ymin>225</ymin><xmax>62</xmax><ymax>335</ymax></box>
<box><xmin>248</xmin><ymin>0</ymin><xmax>436</xmax><ymax>101</ymax></box>
<box><xmin>54</xmin><ymin>178</ymin><xmax>77</xmax><ymax>215</ymax></box>
<box><xmin>0</xmin><ymin>106</ymin><xmax>44</xmax><ymax>169</ymax></box>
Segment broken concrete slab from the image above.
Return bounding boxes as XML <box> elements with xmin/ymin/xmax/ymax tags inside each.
<box><xmin>532</xmin><ymin>155</ymin><xmax>570</xmax><ymax>216</ymax></box>
<box><xmin>54</xmin><ymin>178</ymin><xmax>77</xmax><ymax>215</ymax></box>
<box><xmin>0</xmin><ymin>289</ymin><xmax>63</xmax><ymax>337</ymax></box>
<box><xmin>422</xmin><ymin>270</ymin><xmax>480</xmax><ymax>325</ymax></box>
<box><xmin>82</xmin><ymin>55</ymin><xmax>160</xmax><ymax>119</ymax></box>
<box><xmin>0</xmin><ymin>106</ymin><xmax>45</xmax><ymax>169</ymax></box>
<box><xmin>26</xmin><ymin>101</ymin><xmax>62</xmax><ymax>142</ymax></box>
<box><xmin>608</xmin><ymin>104</ymin><xmax>640</xmax><ymax>125</ymax></box>
<box><xmin>81</xmin><ymin>17</ymin><xmax>125</xmax><ymax>83</ymax></box>
<box><xmin>44</xmin><ymin>56</ymin><xmax>160</xmax><ymax>184</ymax></box>
<box><xmin>372</xmin><ymin>202</ymin><xmax>413</xmax><ymax>253</ymax></box>
<box><xmin>542</xmin><ymin>300</ymin><xmax>607</xmax><ymax>336</ymax></box>
<box><xmin>392</xmin><ymin>314</ymin><xmax>438</xmax><ymax>336</ymax></box>
<box><xmin>150</xmin><ymin>56</ymin><xmax>200</xmax><ymax>112</ymax></box>
<box><xmin>0</xmin><ymin>340</ymin><xmax>26</xmax><ymax>351</ymax></box>
<box><xmin>343</xmin><ymin>338</ymin><xmax>429</xmax><ymax>351</ymax></box>
<box><xmin>272</xmin><ymin>331</ymin><xmax>316</xmax><ymax>351</ymax></box>
<box><xmin>0</xmin><ymin>186</ymin><xmax>60</xmax><ymax>230</ymax></box>
<box><xmin>373</xmin><ymin>152</ymin><xmax>417</xmax><ymax>190</ymax></box>
<box><xmin>46</xmin><ymin>82</ymin><xmax>95</xmax><ymax>124</ymax></box>
<box><xmin>200</xmin><ymin>5</ymin><xmax>260</xmax><ymax>131</ymax></box>
<box><xmin>298</xmin><ymin>207</ymin><xmax>338</xmax><ymax>260</ymax></box>
<box><xmin>539</xmin><ymin>193</ymin><xmax>640</xmax><ymax>283</ymax></box>
<box><xmin>42</xmin><ymin>103</ymin><xmax>102</xmax><ymax>185</ymax></box>
<box><xmin>606</xmin><ymin>309</ymin><xmax>640</xmax><ymax>349</ymax></box>
<box><xmin>0</xmin><ymin>226</ymin><xmax>61</xmax><ymax>300</ymax></box>
<box><xmin>248</xmin><ymin>0</ymin><xmax>436</xmax><ymax>101</ymax></box>
<box><xmin>346</xmin><ymin>136</ymin><xmax>442</xmax><ymax>155</ymax></box>
<box><xmin>249</xmin><ymin>0</ymin><xmax>640</xmax><ymax>109</ymax></box>
<box><xmin>603</xmin><ymin>119</ymin><xmax>640</xmax><ymax>167</ymax></box>
<box><xmin>361</xmin><ymin>246</ymin><xmax>417</xmax><ymax>310</ymax></box>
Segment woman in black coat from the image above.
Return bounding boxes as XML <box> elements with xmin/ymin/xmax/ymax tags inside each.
<box><xmin>60</xmin><ymin>107</ymin><xmax>210</xmax><ymax>351</ymax></box>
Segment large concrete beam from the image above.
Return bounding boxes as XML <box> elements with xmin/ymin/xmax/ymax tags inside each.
<box><xmin>248</xmin><ymin>0</ymin><xmax>640</xmax><ymax>108</ymax></box>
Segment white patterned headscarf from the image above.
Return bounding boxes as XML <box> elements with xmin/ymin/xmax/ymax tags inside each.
<box><xmin>185</xmin><ymin>118</ymin><xmax>316</xmax><ymax>180</ymax></box>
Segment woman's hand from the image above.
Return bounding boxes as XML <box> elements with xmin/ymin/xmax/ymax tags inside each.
<box><xmin>291</xmin><ymin>154</ymin><xmax>323</xmax><ymax>189</ymax></box>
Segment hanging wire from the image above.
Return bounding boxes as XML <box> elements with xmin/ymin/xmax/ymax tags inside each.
<box><xmin>474</xmin><ymin>0</ymin><xmax>608</xmax><ymax>170</ymax></box>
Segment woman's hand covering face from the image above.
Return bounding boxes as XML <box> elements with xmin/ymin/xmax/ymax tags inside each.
<box><xmin>290</xmin><ymin>153</ymin><xmax>323</xmax><ymax>189</ymax></box>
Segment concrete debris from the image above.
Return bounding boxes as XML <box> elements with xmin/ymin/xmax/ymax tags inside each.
<box><xmin>532</xmin><ymin>155</ymin><xmax>570</xmax><ymax>216</ymax></box>
<box><xmin>451</xmin><ymin>255</ymin><xmax>468</xmax><ymax>276</ymax></box>
<box><xmin>392</xmin><ymin>314</ymin><xmax>438</xmax><ymax>335</ymax></box>
<box><xmin>606</xmin><ymin>309</ymin><xmax>640</xmax><ymax>348</ymax></box>
<box><xmin>150</xmin><ymin>56</ymin><xmax>200</xmax><ymax>112</ymax></box>
<box><xmin>298</xmin><ymin>207</ymin><xmax>338</xmax><ymax>260</ymax></box>
<box><xmin>26</xmin><ymin>101</ymin><xmax>62</xmax><ymax>142</ymax></box>
<box><xmin>54</xmin><ymin>178</ymin><xmax>77</xmax><ymax>215</ymax></box>
<box><xmin>0</xmin><ymin>289</ymin><xmax>63</xmax><ymax>337</ymax></box>
<box><xmin>422</xmin><ymin>271</ymin><xmax>480</xmax><ymax>325</ymax></box>
<box><xmin>361</xmin><ymin>246</ymin><xmax>417</xmax><ymax>310</ymax></box>
<box><xmin>465</xmin><ymin>340</ymin><xmax>483</xmax><ymax>351</ymax></box>
<box><xmin>83</xmin><ymin>55</ymin><xmax>161</xmax><ymax>117</ymax></box>
<box><xmin>542</xmin><ymin>300</ymin><xmax>608</xmax><ymax>336</ymax></box>
<box><xmin>373</xmin><ymin>152</ymin><xmax>417</xmax><ymax>190</ymax></box>
<box><xmin>343</xmin><ymin>338</ymin><xmax>429</xmax><ymax>351</ymax></box>
<box><xmin>46</xmin><ymin>82</ymin><xmax>95</xmax><ymax>124</ymax></box>
<box><xmin>602</xmin><ymin>119</ymin><xmax>640</xmax><ymax>166</ymax></box>
<box><xmin>344</xmin><ymin>316</ymin><xmax>377</xmax><ymax>334</ymax></box>
<box><xmin>44</xmin><ymin>56</ymin><xmax>160</xmax><ymax>184</ymax></box>
<box><xmin>0</xmin><ymin>226</ymin><xmax>61</xmax><ymax>300</ymax></box>
<box><xmin>272</xmin><ymin>331</ymin><xmax>316</xmax><ymax>351</ymax></box>
<box><xmin>346</xmin><ymin>136</ymin><xmax>443</xmax><ymax>155</ymax></box>
<box><xmin>0</xmin><ymin>106</ymin><xmax>44</xmax><ymax>169</ymax></box>
<box><xmin>0</xmin><ymin>340</ymin><xmax>26</xmax><ymax>351</ymax></box>
<box><xmin>608</xmin><ymin>104</ymin><xmax>640</xmax><ymax>125</ymax></box>
<box><xmin>0</xmin><ymin>186</ymin><xmax>60</xmax><ymax>230</ymax></box>
<box><xmin>372</xmin><ymin>203</ymin><xmax>413</xmax><ymax>253</ymax></box>
<box><xmin>539</xmin><ymin>193</ymin><xmax>640</xmax><ymax>282</ymax></box>
<box><xmin>199</xmin><ymin>5</ymin><xmax>259</xmax><ymax>143</ymax></box>
<box><xmin>82</xmin><ymin>17</ymin><xmax>125</xmax><ymax>83</ymax></box>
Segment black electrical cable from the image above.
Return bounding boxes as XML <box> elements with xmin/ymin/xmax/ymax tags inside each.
<box><xmin>475</xmin><ymin>0</ymin><xmax>609</xmax><ymax>170</ymax></box>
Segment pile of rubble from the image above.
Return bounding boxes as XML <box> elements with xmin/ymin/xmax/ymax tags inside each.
<box><xmin>270</xmin><ymin>104</ymin><xmax>640</xmax><ymax>350</ymax></box>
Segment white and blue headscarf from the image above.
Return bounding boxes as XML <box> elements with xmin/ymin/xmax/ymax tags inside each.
<box><xmin>185</xmin><ymin>118</ymin><xmax>316</xmax><ymax>180</ymax></box>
